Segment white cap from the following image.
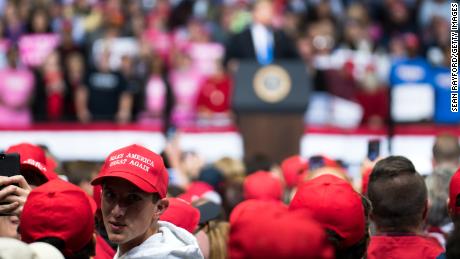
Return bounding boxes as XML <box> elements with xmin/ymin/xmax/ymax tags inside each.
<box><xmin>0</xmin><ymin>238</ymin><xmax>64</xmax><ymax>259</ymax></box>
<box><xmin>30</xmin><ymin>242</ymin><xmax>65</xmax><ymax>259</ymax></box>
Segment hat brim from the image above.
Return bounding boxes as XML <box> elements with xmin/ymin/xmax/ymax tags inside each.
<box><xmin>20</xmin><ymin>164</ymin><xmax>49</xmax><ymax>181</ymax></box>
<box><xmin>195</xmin><ymin>201</ymin><xmax>221</xmax><ymax>225</ymax></box>
<box><xmin>91</xmin><ymin>171</ymin><xmax>159</xmax><ymax>194</ymax></box>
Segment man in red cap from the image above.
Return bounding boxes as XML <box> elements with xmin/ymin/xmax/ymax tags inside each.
<box><xmin>6</xmin><ymin>142</ymin><xmax>58</xmax><ymax>187</ymax></box>
<box><xmin>20</xmin><ymin>179</ymin><xmax>96</xmax><ymax>259</ymax></box>
<box><xmin>0</xmin><ymin>143</ymin><xmax>58</xmax><ymax>217</ymax></box>
<box><xmin>289</xmin><ymin>174</ymin><xmax>369</xmax><ymax>259</ymax></box>
<box><xmin>91</xmin><ymin>144</ymin><xmax>203</xmax><ymax>259</ymax></box>
<box><xmin>280</xmin><ymin>155</ymin><xmax>308</xmax><ymax>199</ymax></box>
<box><xmin>366</xmin><ymin>156</ymin><xmax>444</xmax><ymax>259</ymax></box>
<box><xmin>280</xmin><ymin>155</ymin><xmax>308</xmax><ymax>189</ymax></box>
<box><xmin>160</xmin><ymin>197</ymin><xmax>200</xmax><ymax>234</ymax></box>
<box><xmin>243</xmin><ymin>170</ymin><xmax>283</xmax><ymax>201</ymax></box>
<box><xmin>229</xmin><ymin>199</ymin><xmax>334</xmax><ymax>259</ymax></box>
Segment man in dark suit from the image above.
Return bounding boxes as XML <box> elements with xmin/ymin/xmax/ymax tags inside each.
<box><xmin>224</xmin><ymin>0</ymin><xmax>303</xmax><ymax>165</ymax></box>
<box><xmin>224</xmin><ymin>0</ymin><xmax>298</xmax><ymax>67</ymax></box>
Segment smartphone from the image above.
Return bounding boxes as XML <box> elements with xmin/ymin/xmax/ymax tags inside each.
<box><xmin>0</xmin><ymin>153</ymin><xmax>20</xmax><ymax>178</ymax></box>
<box><xmin>308</xmin><ymin>155</ymin><xmax>325</xmax><ymax>171</ymax></box>
<box><xmin>367</xmin><ymin>139</ymin><xmax>380</xmax><ymax>161</ymax></box>
<box><xmin>166</xmin><ymin>126</ymin><xmax>177</xmax><ymax>140</ymax></box>
<box><xmin>0</xmin><ymin>153</ymin><xmax>20</xmax><ymax>216</ymax></box>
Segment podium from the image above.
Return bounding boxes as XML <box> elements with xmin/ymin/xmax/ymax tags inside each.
<box><xmin>232</xmin><ymin>60</ymin><xmax>311</xmax><ymax>164</ymax></box>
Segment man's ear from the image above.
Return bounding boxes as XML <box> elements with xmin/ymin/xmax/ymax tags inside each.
<box><xmin>422</xmin><ymin>199</ymin><xmax>429</xmax><ymax>220</ymax></box>
<box><xmin>155</xmin><ymin>198</ymin><xmax>169</xmax><ymax>217</ymax></box>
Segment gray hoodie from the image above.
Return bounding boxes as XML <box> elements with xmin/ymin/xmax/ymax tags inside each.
<box><xmin>113</xmin><ymin>221</ymin><xmax>204</xmax><ymax>259</ymax></box>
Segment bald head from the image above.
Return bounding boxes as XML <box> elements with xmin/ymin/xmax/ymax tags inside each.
<box><xmin>432</xmin><ymin>133</ymin><xmax>460</xmax><ymax>168</ymax></box>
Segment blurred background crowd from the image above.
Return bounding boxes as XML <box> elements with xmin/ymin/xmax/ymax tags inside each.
<box><xmin>0</xmin><ymin>1</ymin><xmax>459</xmax><ymax>258</ymax></box>
<box><xmin>0</xmin><ymin>0</ymin><xmax>456</xmax><ymax>129</ymax></box>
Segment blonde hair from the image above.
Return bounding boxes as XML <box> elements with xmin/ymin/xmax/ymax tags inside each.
<box><xmin>214</xmin><ymin>157</ymin><xmax>245</xmax><ymax>183</ymax></box>
<box><xmin>206</xmin><ymin>221</ymin><xmax>230</xmax><ymax>259</ymax></box>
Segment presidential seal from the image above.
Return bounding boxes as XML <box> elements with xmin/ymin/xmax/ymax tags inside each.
<box><xmin>253</xmin><ymin>65</ymin><xmax>291</xmax><ymax>103</ymax></box>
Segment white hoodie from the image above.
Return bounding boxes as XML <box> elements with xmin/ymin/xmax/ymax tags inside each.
<box><xmin>113</xmin><ymin>221</ymin><xmax>204</xmax><ymax>259</ymax></box>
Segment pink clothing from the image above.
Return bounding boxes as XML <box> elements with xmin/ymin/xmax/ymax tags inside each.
<box><xmin>188</xmin><ymin>43</ymin><xmax>224</xmax><ymax>76</ymax></box>
<box><xmin>0</xmin><ymin>68</ymin><xmax>35</xmax><ymax>126</ymax></box>
<box><xmin>138</xmin><ymin>75</ymin><xmax>167</xmax><ymax>125</ymax></box>
<box><xmin>144</xmin><ymin>29</ymin><xmax>172</xmax><ymax>61</ymax></box>
<box><xmin>18</xmin><ymin>33</ymin><xmax>60</xmax><ymax>67</ymax></box>
<box><xmin>145</xmin><ymin>76</ymin><xmax>166</xmax><ymax>113</ymax></box>
<box><xmin>169</xmin><ymin>69</ymin><xmax>203</xmax><ymax>127</ymax></box>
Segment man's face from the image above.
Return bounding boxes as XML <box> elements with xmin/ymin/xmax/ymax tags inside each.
<box><xmin>101</xmin><ymin>178</ymin><xmax>159</xmax><ymax>247</ymax></box>
<box><xmin>253</xmin><ymin>1</ymin><xmax>274</xmax><ymax>26</ymax></box>
<box><xmin>0</xmin><ymin>215</ymin><xmax>19</xmax><ymax>239</ymax></box>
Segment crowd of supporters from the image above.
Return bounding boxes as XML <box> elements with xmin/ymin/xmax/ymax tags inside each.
<box><xmin>0</xmin><ymin>0</ymin><xmax>456</xmax><ymax>130</ymax></box>
<box><xmin>0</xmin><ymin>131</ymin><xmax>459</xmax><ymax>258</ymax></box>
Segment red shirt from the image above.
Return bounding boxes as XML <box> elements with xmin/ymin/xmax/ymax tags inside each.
<box><xmin>94</xmin><ymin>234</ymin><xmax>115</xmax><ymax>259</ymax></box>
<box><xmin>196</xmin><ymin>74</ymin><xmax>232</xmax><ymax>113</ymax></box>
<box><xmin>355</xmin><ymin>87</ymin><xmax>389</xmax><ymax>125</ymax></box>
<box><xmin>367</xmin><ymin>234</ymin><xmax>444</xmax><ymax>259</ymax></box>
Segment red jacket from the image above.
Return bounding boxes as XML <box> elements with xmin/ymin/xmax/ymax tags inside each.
<box><xmin>367</xmin><ymin>234</ymin><xmax>444</xmax><ymax>259</ymax></box>
<box><xmin>94</xmin><ymin>234</ymin><xmax>115</xmax><ymax>259</ymax></box>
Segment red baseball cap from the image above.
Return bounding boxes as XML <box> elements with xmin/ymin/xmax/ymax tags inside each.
<box><xmin>243</xmin><ymin>171</ymin><xmax>283</xmax><ymax>201</ymax></box>
<box><xmin>449</xmin><ymin>167</ymin><xmax>460</xmax><ymax>216</ymax></box>
<box><xmin>361</xmin><ymin>167</ymin><xmax>373</xmax><ymax>195</ymax></box>
<box><xmin>229</xmin><ymin>200</ymin><xmax>334</xmax><ymax>259</ymax></box>
<box><xmin>6</xmin><ymin>143</ymin><xmax>50</xmax><ymax>181</ymax></box>
<box><xmin>290</xmin><ymin>174</ymin><xmax>366</xmax><ymax>247</ymax></box>
<box><xmin>91</xmin><ymin>144</ymin><xmax>168</xmax><ymax>198</ymax></box>
<box><xmin>20</xmin><ymin>179</ymin><xmax>95</xmax><ymax>256</ymax></box>
<box><xmin>160</xmin><ymin>198</ymin><xmax>200</xmax><ymax>233</ymax></box>
<box><xmin>45</xmin><ymin>156</ymin><xmax>59</xmax><ymax>180</ymax></box>
<box><xmin>229</xmin><ymin>199</ymin><xmax>287</xmax><ymax>225</ymax></box>
<box><xmin>281</xmin><ymin>155</ymin><xmax>308</xmax><ymax>188</ymax></box>
<box><xmin>178</xmin><ymin>181</ymin><xmax>221</xmax><ymax>204</ymax></box>
<box><xmin>93</xmin><ymin>184</ymin><xmax>102</xmax><ymax>211</ymax></box>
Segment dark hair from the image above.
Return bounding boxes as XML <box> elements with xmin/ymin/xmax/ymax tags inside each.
<box><xmin>370</xmin><ymin>156</ymin><xmax>417</xmax><ymax>179</ymax></box>
<box><xmin>325</xmin><ymin>196</ymin><xmax>371</xmax><ymax>259</ymax></box>
<box><xmin>21</xmin><ymin>168</ymin><xmax>48</xmax><ymax>186</ymax></box>
<box><xmin>244</xmin><ymin>154</ymin><xmax>272</xmax><ymax>175</ymax></box>
<box><xmin>37</xmin><ymin>237</ymin><xmax>95</xmax><ymax>259</ymax></box>
<box><xmin>221</xmin><ymin>180</ymin><xmax>244</xmax><ymax>220</ymax></box>
<box><xmin>447</xmin><ymin>218</ymin><xmax>460</xmax><ymax>259</ymax></box>
<box><xmin>367</xmin><ymin>156</ymin><xmax>427</xmax><ymax>231</ymax></box>
<box><xmin>26</xmin><ymin>7</ymin><xmax>52</xmax><ymax>33</ymax></box>
<box><xmin>168</xmin><ymin>185</ymin><xmax>185</xmax><ymax>197</ymax></box>
<box><xmin>152</xmin><ymin>192</ymin><xmax>161</xmax><ymax>203</ymax></box>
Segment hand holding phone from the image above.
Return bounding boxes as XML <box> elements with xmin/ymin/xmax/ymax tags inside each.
<box><xmin>0</xmin><ymin>175</ymin><xmax>31</xmax><ymax>216</ymax></box>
